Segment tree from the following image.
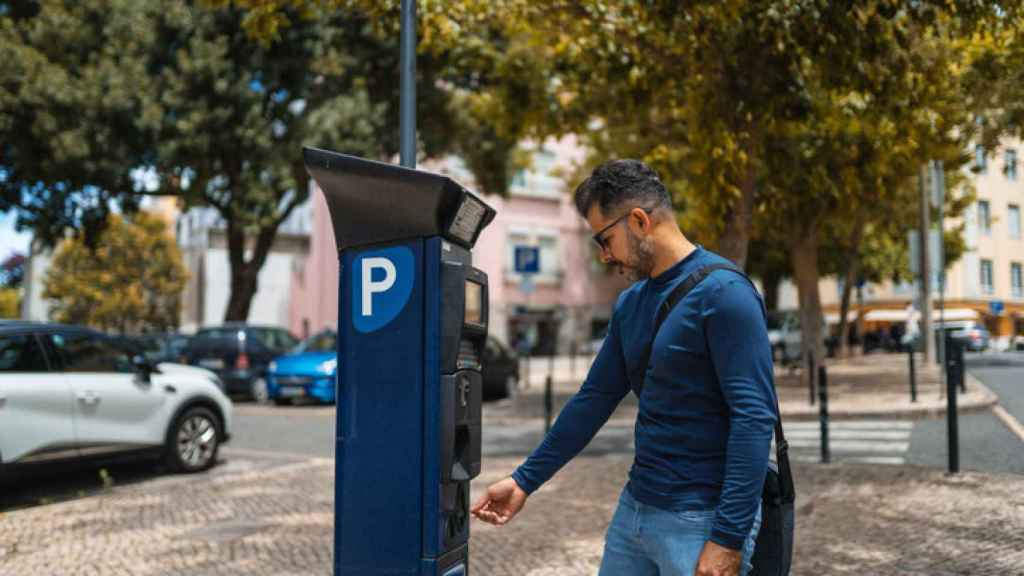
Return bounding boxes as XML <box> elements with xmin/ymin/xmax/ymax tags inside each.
<box><xmin>0</xmin><ymin>252</ymin><xmax>25</xmax><ymax>288</ymax></box>
<box><xmin>43</xmin><ymin>212</ymin><xmax>187</xmax><ymax>333</ymax></box>
<box><xmin>2</xmin><ymin>0</ymin><xmax>523</xmax><ymax>322</ymax></box>
<box><xmin>0</xmin><ymin>0</ymin><xmax>157</xmax><ymax>247</ymax></box>
<box><xmin>0</xmin><ymin>287</ymin><xmax>17</xmax><ymax>318</ymax></box>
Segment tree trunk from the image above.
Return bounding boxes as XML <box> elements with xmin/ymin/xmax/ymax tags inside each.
<box><xmin>761</xmin><ymin>270</ymin><xmax>783</xmax><ymax>312</ymax></box>
<box><xmin>224</xmin><ymin>262</ymin><xmax>259</xmax><ymax>322</ymax></box>
<box><xmin>790</xmin><ymin>225</ymin><xmax>824</xmax><ymax>391</ymax></box>
<box><xmin>837</xmin><ymin>213</ymin><xmax>867</xmax><ymax>358</ymax></box>
<box><xmin>221</xmin><ymin>206</ymin><xmax>297</xmax><ymax>323</ymax></box>
<box><xmin>718</xmin><ymin>166</ymin><xmax>757</xmax><ymax>268</ymax></box>
<box><xmin>837</xmin><ymin>257</ymin><xmax>858</xmax><ymax>359</ymax></box>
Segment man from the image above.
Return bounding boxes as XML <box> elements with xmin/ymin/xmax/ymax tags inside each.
<box><xmin>471</xmin><ymin>159</ymin><xmax>778</xmax><ymax>576</ymax></box>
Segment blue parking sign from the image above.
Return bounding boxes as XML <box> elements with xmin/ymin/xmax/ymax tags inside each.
<box><xmin>514</xmin><ymin>246</ymin><xmax>540</xmax><ymax>274</ymax></box>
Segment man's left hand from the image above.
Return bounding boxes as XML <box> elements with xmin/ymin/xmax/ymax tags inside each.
<box><xmin>694</xmin><ymin>540</ymin><xmax>742</xmax><ymax>576</ymax></box>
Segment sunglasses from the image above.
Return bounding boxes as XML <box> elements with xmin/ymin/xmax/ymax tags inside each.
<box><xmin>592</xmin><ymin>207</ymin><xmax>653</xmax><ymax>250</ymax></box>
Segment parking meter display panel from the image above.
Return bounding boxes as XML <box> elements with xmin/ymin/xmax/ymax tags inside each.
<box><xmin>424</xmin><ymin>241</ymin><xmax>486</xmax><ymax>562</ymax></box>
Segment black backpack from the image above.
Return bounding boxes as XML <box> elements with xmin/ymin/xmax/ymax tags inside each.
<box><xmin>638</xmin><ymin>262</ymin><xmax>795</xmax><ymax>576</ymax></box>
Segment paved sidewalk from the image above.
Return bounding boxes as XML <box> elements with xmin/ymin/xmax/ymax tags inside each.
<box><xmin>492</xmin><ymin>353</ymin><xmax>997</xmax><ymax>424</ymax></box>
<box><xmin>2</xmin><ymin>450</ymin><xmax>1022</xmax><ymax>575</ymax></box>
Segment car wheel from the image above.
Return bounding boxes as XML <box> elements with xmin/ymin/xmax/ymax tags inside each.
<box><xmin>165</xmin><ymin>406</ymin><xmax>220</xmax><ymax>473</ymax></box>
<box><xmin>251</xmin><ymin>377</ymin><xmax>270</xmax><ymax>404</ymax></box>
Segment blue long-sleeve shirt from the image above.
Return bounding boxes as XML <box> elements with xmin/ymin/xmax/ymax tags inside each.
<box><xmin>511</xmin><ymin>247</ymin><xmax>778</xmax><ymax>550</ymax></box>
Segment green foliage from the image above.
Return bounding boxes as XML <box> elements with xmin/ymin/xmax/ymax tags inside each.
<box><xmin>0</xmin><ymin>0</ymin><xmax>158</xmax><ymax>245</ymax></box>
<box><xmin>2</xmin><ymin>0</ymin><xmax>496</xmax><ymax>321</ymax></box>
<box><xmin>0</xmin><ymin>287</ymin><xmax>18</xmax><ymax>318</ymax></box>
<box><xmin>43</xmin><ymin>212</ymin><xmax>187</xmax><ymax>333</ymax></box>
<box><xmin>0</xmin><ymin>253</ymin><xmax>25</xmax><ymax>288</ymax></box>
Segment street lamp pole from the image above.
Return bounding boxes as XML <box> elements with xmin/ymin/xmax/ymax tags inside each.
<box><xmin>400</xmin><ymin>0</ymin><xmax>416</xmax><ymax>169</ymax></box>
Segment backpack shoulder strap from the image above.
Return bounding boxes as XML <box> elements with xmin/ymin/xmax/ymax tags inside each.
<box><xmin>641</xmin><ymin>261</ymin><xmax>792</xmax><ymax>495</ymax></box>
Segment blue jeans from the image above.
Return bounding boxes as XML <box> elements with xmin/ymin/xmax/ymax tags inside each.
<box><xmin>598</xmin><ymin>488</ymin><xmax>761</xmax><ymax>576</ymax></box>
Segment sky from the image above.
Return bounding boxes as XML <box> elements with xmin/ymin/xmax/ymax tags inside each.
<box><xmin>0</xmin><ymin>211</ymin><xmax>31</xmax><ymax>258</ymax></box>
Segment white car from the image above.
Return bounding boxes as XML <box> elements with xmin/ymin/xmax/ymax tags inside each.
<box><xmin>0</xmin><ymin>322</ymin><xmax>232</xmax><ymax>478</ymax></box>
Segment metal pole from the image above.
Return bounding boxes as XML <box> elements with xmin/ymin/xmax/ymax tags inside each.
<box><xmin>818</xmin><ymin>365</ymin><xmax>830</xmax><ymax>464</ymax></box>
<box><xmin>807</xmin><ymin>351</ymin><xmax>816</xmax><ymax>406</ymax></box>
<box><xmin>919</xmin><ymin>165</ymin><xmax>934</xmax><ymax>364</ymax></box>
<box><xmin>570</xmin><ymin>339</ymin><xmax>577</xmax><ymax>382</ymax></box>
<box><xmin>399</xmin><ymin>0</ymin><xmax>416</xmax><ymax>168</ymax></box>
<box><xmin>908</xmin><ymin>347</ymin><xmax>918</xmax><ymax>403</ymax></box>
<box><xmin>933</xmin><ymin>161</ymin><xmax>947</xmax><ymax>379</ymax></box>
<box><xmin>946</xmin><ymin>336</ymin><xmax>960</xmax><ymax>474</ymax></box>
<box><xmin>544</xmin><ymin>375</ymin><xmax>553</xmax><ymax>433</ymax></box>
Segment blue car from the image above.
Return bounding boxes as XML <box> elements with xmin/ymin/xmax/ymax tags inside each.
<box><xmin>264</xmin><ymin>330</ymin><xmax>337</xmax><ymax>405</ymax></box>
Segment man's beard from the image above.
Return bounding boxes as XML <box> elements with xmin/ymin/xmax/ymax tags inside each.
<box><xmin>615</xmin><ymin>229</ymin><xmax>655</xmax><ymax>281</ymax></box>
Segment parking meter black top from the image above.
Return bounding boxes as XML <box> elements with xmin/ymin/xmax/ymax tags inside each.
<box><xmin>304</xmin><ymin>147</ymin><xmax>495</xmax><ymax>576</ymax></box>
<box><xmin>304</xmin><ymin>147</ymin><xmax>495</xmax><ymax>251</ymax></box>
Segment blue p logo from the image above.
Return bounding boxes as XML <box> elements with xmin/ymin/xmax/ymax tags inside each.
<box><xmin>353</xmin><ymin>246</ymin><xmax>414</xmax><ymax>333</ymax></box>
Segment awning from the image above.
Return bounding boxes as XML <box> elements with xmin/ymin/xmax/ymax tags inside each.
<box><xmin>931</xmin><ymin>308</ymin><xmax>980</xmax><ymax>321</ymax></box>
<box><xmin>824</xmin><ymin>311</ymin><xmax>859</xmax><ymax>324</ymax></box>
<box><xmin>863</xmin><ymin>309</ymin><xmax>909</xmax><ymax>322</ymax></box>
<box><xmin>862</xmin><ymin>308</ymin><xmax>980</xmax><ymax>323</ymax></box>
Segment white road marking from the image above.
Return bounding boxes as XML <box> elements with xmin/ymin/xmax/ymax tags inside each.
<box><xmin>992</xmin><ymin>405</ymin><xmax>1024</xmax><ymax>444</ymax></box>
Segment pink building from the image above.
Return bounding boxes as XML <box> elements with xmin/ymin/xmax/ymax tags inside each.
<box><xmin>290</xmin><ymin>137</ymin><xmax>630</xmax><ymax>353</ymax></box>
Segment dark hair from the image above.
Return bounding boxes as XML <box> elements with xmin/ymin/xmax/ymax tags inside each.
<box><xmin>573</xmin><ymin>159</ymin><xmax>672</xmax><ymax>218</ymax></box>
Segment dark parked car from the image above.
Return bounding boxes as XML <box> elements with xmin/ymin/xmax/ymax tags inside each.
<box><xmin>482</xmin><ymin>337</ymin><xmax>519</xmax><ymax>401</ymax></box>
<box><xmin>130</xmin><ymin>333</ymin><xmax>191</xmax><ymax>364</ymax></box>
<box><xmin>182</xmin><ymin>324</ymin><xmax>299</xmax><ymax>399</ymax></box>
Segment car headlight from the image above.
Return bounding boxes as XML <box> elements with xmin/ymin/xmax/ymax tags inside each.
<box><xmin>268</xmin><ymin>361</ymin><xmax>277</xmax><ymax>373</ymax></box>
<box><xmin>318</xmin><ymin>358</ymin><xmax>337</xmax><ymax>373</ymax></box>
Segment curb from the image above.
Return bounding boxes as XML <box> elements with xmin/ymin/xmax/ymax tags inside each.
<box><xmin>499</xmin><ymin>374</ymin><xmax>1001</xmax><ymax>424</ymax></box>
<box><xmin>776</xmin><ymin>373</ymin><xmax>998</xmax><ymax>422</ymax></box>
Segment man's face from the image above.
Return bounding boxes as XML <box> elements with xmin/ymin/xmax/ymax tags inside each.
<box><xmin>586</xmin><ymin>204</ymin><xmax>656</xmax><ymax>281</ymax></box>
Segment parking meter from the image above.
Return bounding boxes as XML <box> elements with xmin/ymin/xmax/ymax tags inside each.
<box><xmin>304</xmin><ymin>147</ymin><xmax>496</xmax><ymax>576</ymax></box>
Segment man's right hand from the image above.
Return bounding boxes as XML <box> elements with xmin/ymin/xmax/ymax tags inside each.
<box><xmin>470</xmin><ymin>476</ymin><xmax>528</xmax><ymax>526</ymax></box>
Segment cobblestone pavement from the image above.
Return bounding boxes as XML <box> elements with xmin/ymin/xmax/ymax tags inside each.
<box><xmin>2</xmin><ymin>450</ymin><xmax>1023</xmax><ymax>575</ymax></box>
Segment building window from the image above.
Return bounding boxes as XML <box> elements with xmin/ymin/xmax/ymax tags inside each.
<box><xmin>979</xmin><ymin>200</ymin><xmax>991</xmax><ymax>236</ymax></box>
<box><xmin>1012</xmin><ymin>263</ymin><xmax>1023</xmax><ymax>298</ymax></box>
<box><xmin>1010</xmin><ymin>204</ymin><xmax>1021</xmax><ymax>240</ymax></box>
<box><xmin>976</xmin><ymin>144</ymin><xmax>987</xmax><ymax>173</ymax></box>
<box><xmin>1007</xmin><ymin>149</ymin><xmax>1019</xmax><ymax>180</ymax></box>
<box><xmin>506</xmin><ymin>230</ymin><xmax>561</xmax><ymax>283</ymax></box>
<box><xmin>981</xmin><ymin>259</ymin><xmax>994</xmax><ymax>294</ymax></box>
<box><xmin>537</xmin><ymin>235</ymin><xmax>560</xmax><ymax>278</ymax></box>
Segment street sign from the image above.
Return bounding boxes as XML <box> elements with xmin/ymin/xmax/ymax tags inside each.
<box><xmin>520</xmin><ymin>274</ymin><xmax>535</xmax><ymax>295</ymax></box>
<box><xmin>908</xmin><ymin>228</ymin><xmax>942</xmax><ymax>277</ymax></box>
<box><xmin>514</xmin><ymin>246</ymin><xmax>540</xmax><ymax>274</ymax></box>
<box><xmin>990</xmin><ymin>300</ymin><xmax>1004</xmax><ymax>316</ymax></box>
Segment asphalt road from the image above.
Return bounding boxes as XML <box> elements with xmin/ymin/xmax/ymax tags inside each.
<box><xmin>907</xmin><ymin>351</ymin><xmax>1024</xmax><ymax>474</ymax></box>
<box><xmin>7</xmin><ymin>351</ymin><xmax>1020</xmax><ymax>513</ymax></box>
<box><xmin>225</xmin><ymin>351</ymin><xmax>1024</xmax><ymax>473</ymax></box>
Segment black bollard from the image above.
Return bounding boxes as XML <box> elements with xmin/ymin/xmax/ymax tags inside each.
<box><xmin>544</xmin><ymin>375</ymin><xmax>553</xmax><ymax>433</ymax></box>
<box><xmin>818</xmin><ymin>365</ymin><xmax>830</xmax><ymax>464</ymax></box>
<box><xmin>908</xmin><ymin>346</ymin><xmax>917</xmax><ymax>403</ymax></box>
<box><xmin>945</xmin><ymin>337</ymin><xmax>961</xmax><ymax>474</ymax></box>
<box><xmin>807</xmin><ymin>352</ymin><xmax>816</xmax><ymax>406</ymax></box>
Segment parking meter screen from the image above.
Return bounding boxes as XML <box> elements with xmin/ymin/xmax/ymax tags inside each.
<box><xmin>465</xmin><ymin>281</ymin><xmax>483</xmax><ymax>326</ymax></box>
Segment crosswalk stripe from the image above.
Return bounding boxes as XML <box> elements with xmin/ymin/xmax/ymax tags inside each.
<box><xmin>783</xmin><ymin>421</ymin><xmax>913</xmax><ymax>430</ymax></box>
<box><xmin>791</xmin><ymin>454</ymin><xmax>906</xmax><ymax>465</ymax></box>
<box><xmin>785</xmin><ymin>439</ymin><xmax>909</xmax><ymax>453</ymax></box>
<box><xmin>782</xmin><ymin>430</ymin><xmax>910</xmax><ymax>441</ymax></box>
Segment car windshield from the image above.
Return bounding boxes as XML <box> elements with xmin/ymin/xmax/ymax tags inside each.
<box><xmin>294</xmin><ymin>331</ymin><xmax>337</xmax><ymax>353</ymax></box>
